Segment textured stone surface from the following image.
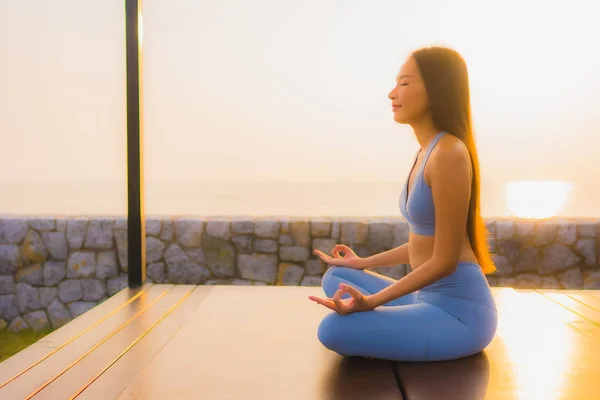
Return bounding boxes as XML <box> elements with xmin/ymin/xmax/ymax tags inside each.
<box><xmin>147</xmin><ymin>262</ymin><xmax>165</xmax><ymax>283</ymax></box>
<box><xmin>496</xmin><ymin>221</ymin><xmax>515</xmax><ymax>240</ymax></box>
<box><xmin>0</xmin><ymin>295</ymin><xmax>19</xmax><ymax>321</ymax></box>
<box><xmin>0</xmin><ymin>244</ymin><xmax>21</xmax><ymax>274</ymax></box>
<box><xmin>278</xmin><ymin>235</ymin><xmax>293</xmax><ymax>246</ymax></box>
<box><xmin>39</xmin><ymin>287</ymin><xmax>57</xmax><ymax>308</ymax></box>
<box><xmin>160</xmin><ymin>220</ymin><xmax>174</xmax><ymax>241</ymax></box>
<box><xmin>280</xmin><ymin>246</ymin><xmax>310</xmax><ymax>262</ymax></box>
<box><xmin>290</xmin><ymin>220</ymin><xmax>310</xmax><ymax>246</ymax></box>
<box><xmin>341</xmin><ymin>221</ymin><xmax>369</xmax><ymax>245</ymax></box>
<box><xmin>146</xmin><ymin>219</ymin><xmax>162</xmax><ymax>236</ymax></box>
<box><xmin>174</xmin><ymin>219</ymin><xmax>204</xmax><ymax>247</ymax></box>
<box><xmin>310</xmin><ymin>219</ymin><xmax>331</xmax><ymax>237</ymax></box>
<box><xmin>30</xmin><ymin>218</ymin><xmax>55</xmax><ymax>232</ymax></box>
<box><xmin>301</xmin><ymin>275</ymin><xmax>322</xmax><ymax>286</ymax></box>
<box><xmin>44</xmin><ymin>261</ymin><xmax>66</xmax><ymax>286</ymax></box>
<box><xmin>583</xmin><ymin>270</ymin><xmax>600</xmax><ymax>289</ymax></box>
<box><xmin>392</xmin><ymin>223</ymin><xmax>409</xmax><ymax>247</ymax></box>
<box><xmin>203</xmin><ymin>236</ymin><xmax>236</xmax><ymax>278</ymax></box>
<box><xmin>24</xmin><ymin>310</ymin><xmax>50</xmax><ymax>331</ymax></box>
<box><xmin>17</xmin><ymin>283</ymin><xmax>41</xmax><ymax>313</ymax></box>
<box><xmin>68</xmin><ymin>302</ymin><xmax>96</xmax><ymax>318</ymax></box>
<box><xmin>254</xmin><ymin>220</ymin><xmax>279</xmax><ymax>239</ymax></box>
<box><xmin>206</xmin><ymin>220</ymin><xmax>232</xmax><ymax>241</ymax></box>
<box><xmin>41</xmin><ymin>232</ymin><xmax>67</xmax><ymax>260</ymax></box>
<box><xmin>96</xmin><ymin>251</ymin><xmax>119</xmax><ymax>280</ymax></box>
<box><xmin>67</xmin><ymin>218</ymin><xmax>88</xmax><ymax>249</ymax></box>
<box><xmin>367</xmin><ymin>223</ymin><xmax>393</xmax><ymax>253</ymax></box>
<box><xmin>16</xmin><ymin>264</ymin><xmax>43</xmax><ymax>286</ymax></box>
<box><xmin>232</xmin><ymin>220</ymin><xmax>254</xmax><ymax>235</ymax></box>
<box><xmin>305</xmin><ymin>259</ymin><xmax>326</xmax><ymax>276</ymax></box>
<box><xmin>536</xmin><ymin>222</ymin><xmax>557</xmax><ymax>246</ymax></box>
<box><xmin>238</xmin><ymin>254</ymin><xmax>278</xmax><ymax>283</ymax></box>
<box><xmin>84</xmin><ymin>219</ymin><xmax>114</xmax><ymax>249</ymax></box>
<box><xmin>254</xmin><ymin>239</ymin><xmax>277</xmax><ymax>253</ymax></box>
<box><xmin>516</xmin><ymin>273</ymin><xmax>542</xmax><ymax>289</ymax></box>
<box><xmin>312</xmin><ymin>239</ymin><xmax>337</xmax><ymax>255</ymax></box>
<box><xmin>82</xmin><ymin>279</ymin><xmax>107</xmax><ymax>301</ymax></box>
<box><xmin>146</xmin><ymin>237</ymin><xmax>165</xmax><ymax>263</ymax></box>
<box><xmin>0</xmin><ymin>275</ymin><xmax>16</xmax><ymax>295</ymax></box>
<box><xmin>58</xmin><ymin>280</ymin><xmax>83</xmax><ymax>303</ymax></box>
<box><xmin>540</xmin><ymin>244</ymin><xmax>580</xmax><ymax>274</ymax></box>
<box><xmin>22</xmin><ymin>230</ymin><xmax>48</xmax><ymax>264</ymax></box>
<box><xmin>232</xmin><ymin>235</ymin><xmax>253</xmax><ymax>253</ymax></box>
<box><xmin>164</xmin><ymin>244</ymin><xmax>210</xmax><ymax>284</ymax></box>
<box><xmin>515</xmin><ymin>247</ymin><xmax>540</xmax><ymax>272</ymax></box>
<box><xmin>491</xmin><ymin>255</ymin><xmax>513</xmax><ymax>276</ymax></box>
<box><xmin>576</xmin><ymin>239</ymin><xmax>596</xmax><ymax>267</ymax></box>
<box><xmin>557</xmin><ymin>268</ymin><xmax>583</xmax><ymax>289</ymax></box>
<box><xmin>114</xmin><ymin>229</ymin><xmax>128</xmax><ymax>271</ymax></box>
<box><xmin>557</xmin><ymin>222</ymin><xmax>577</xmax><ymax>245</ymax></box>
<box><xmin>2</xmin><ymin>215</ymin><xmax>600</xmax><ymax>324</ymax></box>
<box><xmin>47</xmin><ymin>299</ymin><xmax>71</xmax><ymax>328</ymax></box>
<box><xmin>0</xmin><ymin>218</ymin><xmax>28</xmax><ymax>244</ymax></box>
<box><xmin>8</xmin><ymin>316</ymin><xmax>29</xmax><ymax>332</ymax></box>
<box><xmin>107</xmin><ymin>276</ymin><xmax>128</xmax><ymax>296</ymax></box>
<box><xmin>67</xmin><ymin>252</ymin><xmax>96</xmax><ymax>279</ymax></box>
<box><xmin>541</xmin><ymin>276</ymin><xmax>561</xmax><ymax>289</ymax></box>
<box><xmin>278</xmin><ymin>263</ymin><xmax>304</xmax><ymax>285</ymax></box>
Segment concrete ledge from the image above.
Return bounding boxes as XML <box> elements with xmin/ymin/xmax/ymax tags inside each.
<box><xmin>0</xmin><ymin>215</ymin><xmax>599</xmax><ymax>331</ymax></box>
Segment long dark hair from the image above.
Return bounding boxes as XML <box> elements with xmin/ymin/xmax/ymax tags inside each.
<box><xmin>412</xmin><ymin>46</ymin><xmax>495</xmax><ymax>274</ymax></box>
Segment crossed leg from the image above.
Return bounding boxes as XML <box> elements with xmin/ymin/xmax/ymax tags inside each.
<box><xmin>317</xmin><ymin>266</ymin><xmax>482</xmax><ymax>362</ymax></box>
<box><xmin>321</xmin><ymin>266</ymin><xmax>417</xmax><ymax>306</ymax></box>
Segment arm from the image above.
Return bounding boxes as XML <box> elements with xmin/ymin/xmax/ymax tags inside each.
<box><xmin>368</xmin><ymin>138</ymin><xmax>472</xmax><ymax>308</ymax></box>
<box><xmin>361</xmin><ymin>243</ymin><xmax>410</xmax><ymax>269</ymax></box>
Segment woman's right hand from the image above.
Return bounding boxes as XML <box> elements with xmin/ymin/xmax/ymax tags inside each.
<box><xmin>313</xmin><ymin>244</ymin><xmax>367</xmax><ymax>269</ymax></box>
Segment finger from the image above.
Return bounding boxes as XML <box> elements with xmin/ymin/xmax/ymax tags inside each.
<box><xmin>340</xmin><ymin>284</ymin><xmax>363</xmax><ymax>300</ymax></box>
<box><xmin>308</xmin><ymin>296</ymin><xmax>337</xmax><ymax>312</ymax></box>
<box><xmin>332</xmin><ymin>290</ymin><xmax>347</xmax><ymax>314</ymax></box>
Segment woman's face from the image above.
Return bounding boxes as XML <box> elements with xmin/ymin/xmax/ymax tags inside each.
<box><xmin>388</xmin><ymin>56</ymin><xmax>429</xmax><ymax>125</ymax></box>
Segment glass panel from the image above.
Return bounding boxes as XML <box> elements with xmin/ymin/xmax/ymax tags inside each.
<box><xmin>142</xmin><ymin>0</ymin><xmax>600</xmax><ymax>218</ymax></box>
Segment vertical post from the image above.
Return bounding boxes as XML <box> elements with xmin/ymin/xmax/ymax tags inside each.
<box><xmin>125</xmin><ymin>0</ymin><xmax>145</xmax><ymax>287</ymax></box>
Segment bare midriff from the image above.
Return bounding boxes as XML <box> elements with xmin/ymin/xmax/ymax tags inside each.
<box><xmin>407</xmin><ymin>231</ymin><xmax>479</xmax><ymax>271</ymax></box>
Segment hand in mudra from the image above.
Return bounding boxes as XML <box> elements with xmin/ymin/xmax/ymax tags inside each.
<box><xmin>309</xmin><ymin>283</ymin><xmax>374</xmax><ymax>315</ymax></box>
<box><xmin>313</xmin><ymin>244</ymin><xmax>366</xmax><ymax>269</ymax></box>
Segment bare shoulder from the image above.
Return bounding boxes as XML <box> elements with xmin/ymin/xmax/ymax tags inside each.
<box><xmin>426</xmin><ymin>134</ymin><xmax>471</xmax><ymax>178</ymax></box>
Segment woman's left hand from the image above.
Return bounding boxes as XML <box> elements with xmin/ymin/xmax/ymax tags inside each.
<box><xmin>308</xmin><ymin>284</ymin><xmax>375</xmax><ymax>315</ymax></box>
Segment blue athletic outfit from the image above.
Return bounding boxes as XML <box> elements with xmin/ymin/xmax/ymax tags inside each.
<box><xmin>316</xmin><ymin>132</ymin><xmax>497</xmax><ymax>362</ymax></box>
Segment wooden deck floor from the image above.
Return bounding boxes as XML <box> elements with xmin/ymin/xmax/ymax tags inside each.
<box><xmin>1</xmin><ymin>284</ymin><xmax>599</xmax><ymax>399</ymax></box>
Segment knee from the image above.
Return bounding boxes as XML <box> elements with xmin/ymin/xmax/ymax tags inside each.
<box><xmin>322</xmin><ymin>265</ymin><xmax>359</xmax><ymax>284</ymax></box>
<box><xmin>316</xmin><ymin>313</ymin><xmax>342</xmax><ymax>351</ymax></box>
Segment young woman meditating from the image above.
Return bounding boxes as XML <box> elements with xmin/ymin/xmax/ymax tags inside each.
<box><xmin>309</xmin><ymin>46</ymin><xmax>497</xmax><ymax>362</ymax></box>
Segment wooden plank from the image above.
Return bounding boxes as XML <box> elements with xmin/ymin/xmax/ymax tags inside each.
<box><xmin>116</xmin><ymin>286</ymin><xmax>402</xmax><ymax>400</ymax></box>
<box><xmin>31</xmin><ymin>285</ymin><xmax>196</xmax><ymax>400</ymax></box>
<box><xmin>537</xmin><ymin>290</ymin><xmax>600</xmax><ymax>325</ymax></box>
<box><xmin>395</xmin><ymin>288</ymin><xmax>600</xmax><ymax>400</ymax></box>
<box><xmin>565</xmin><ymin>292</ymin><xmax>600</xmax><ymax>313</ymax></box>
<box><xmin>0</xmin><ymin>283</ymin><xmax>152</xmax><ymax>389</ymax></box>
<box><xmin>73</xmin><ymin>286</ymin><xmax>214</xmax><ymax>400</ymax></box>
<box><xmin>0</xmin><ymin>284</ymin><xmax>172</xmax><ymax>400</ymax></box>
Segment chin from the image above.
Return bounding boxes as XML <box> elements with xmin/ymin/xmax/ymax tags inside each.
<box><xmin>393</xmin><ymin>114</ymin><xmax>409</xmax><ymax>124</ymax></box>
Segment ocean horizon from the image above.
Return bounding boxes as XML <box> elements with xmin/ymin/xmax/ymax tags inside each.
<box><xmin>1</xmin><ymin>180</ymin><xmax>599</xmax><ymax>219</ymax></box>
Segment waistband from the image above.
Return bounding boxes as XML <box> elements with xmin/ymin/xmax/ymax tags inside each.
<box><xmin>418</xmin><ymin>261</ymin><xmax>496</xmax><ymax>310</ymax></box>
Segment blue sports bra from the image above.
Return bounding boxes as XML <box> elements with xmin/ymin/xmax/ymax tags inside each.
<box><xmin>399</xmin><ymin>132</ymin><xmax>446</xmax><ymax>236</ymax></box>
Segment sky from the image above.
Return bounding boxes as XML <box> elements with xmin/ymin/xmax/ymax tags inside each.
<box><xmin>1</xmin><ymin>0</ymin><xmax>599</xmax><ymax>217</ymax></box>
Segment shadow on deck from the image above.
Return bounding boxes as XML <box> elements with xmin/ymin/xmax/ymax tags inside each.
<box><xmin>1</xmin><ymin>284</ymin><xmax>599</xmax><ymax>399</ymax></box>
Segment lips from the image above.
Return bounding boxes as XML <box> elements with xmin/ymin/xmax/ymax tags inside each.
<box><xmin>392</xmin><ymin>105</ymin><xmax>402</xmax><ymax>110</ymax></box>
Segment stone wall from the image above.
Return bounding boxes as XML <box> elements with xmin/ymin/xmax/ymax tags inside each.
<box><xmin>1</xmin><ymin>216</ymin><xmax>599</xmax><ymax>332</ymax></box>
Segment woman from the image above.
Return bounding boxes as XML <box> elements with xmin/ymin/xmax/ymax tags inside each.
<box><xmin>308</xmin><ymin>46</ymin><xmax>497</xmax><ymax>362</ymax></box>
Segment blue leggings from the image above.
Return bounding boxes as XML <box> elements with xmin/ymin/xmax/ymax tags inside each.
<box><xmin>316</xmin><ymin>263</ymin><xmax>498</xmax><ymax>362</ymax></box>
